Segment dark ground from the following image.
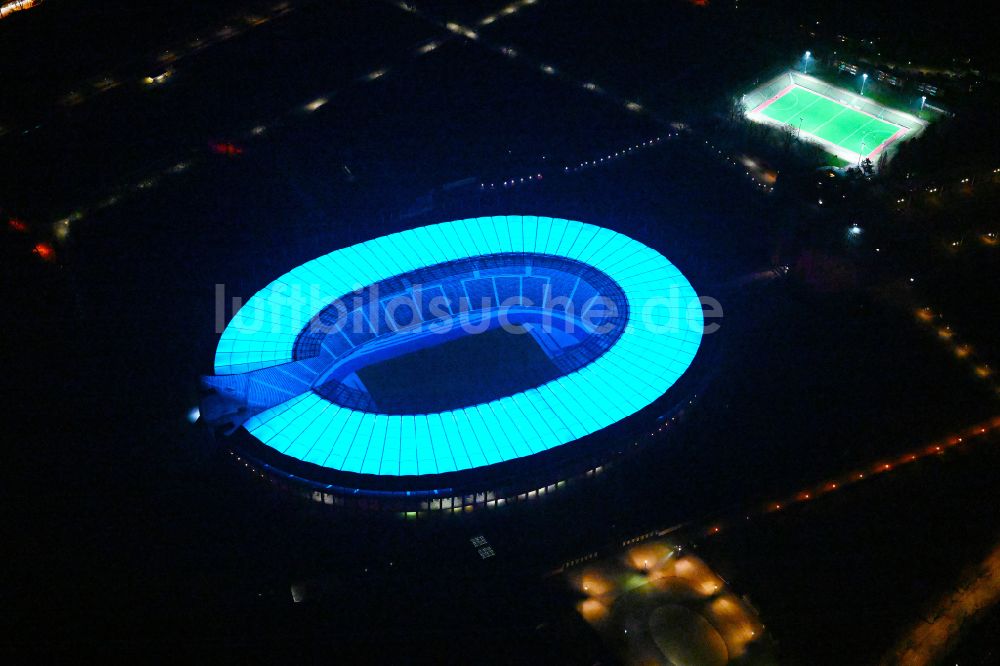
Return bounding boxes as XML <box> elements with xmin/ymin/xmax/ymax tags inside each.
<box><xmin>3</xmin><ymin>0</ymin><xmax>999</xmax><ymax>662</ymax></box>
<box><xmin>358</xmin><ymin>326</ymin><xmax>561</xmax><ymax>413</ymax></box>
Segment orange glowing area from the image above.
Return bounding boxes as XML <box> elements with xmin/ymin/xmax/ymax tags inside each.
<box><xmin>916</xmin><ymin>307</ymin><xmax>935</xmax><ymax>322</ymax></box>
<box><xmin>671</xmin><ymin>556</ymin><xmax>724</xmax><ymax>596</ymax></box>
<box><xmin>710</xmin><ymin>595</ymin><xmax>739</xmax><ymax>616</ymax></box>
<box><xmin>626</xmin><ymin>543</ymin><xmax>673</xmax><ymax>572</ymax></box>
<box><xmin>672</xmin><ymin>556</ymin><xmax>695</xmax><ymax>577</ymax></box>
<box><xmin>937</xmin><ymin>327</ymin><xmax>953</xmax><ymax>340</ymax></box>
<box><xmin>577</xmin><ymin>571</ymin><xmax>613</xmax><ymax>597</ymax></box>
<box><xmin>955</xmin><ymin>344</ymin><xmax>972</xmax><ymax>358</ymax></box>
<box><xmin>888</xmin><ymin>540</ymin><xmax>1000</xmax><ymax>665</ymax></box>
<box><xmin>577</xmin><ymin>598</ymin><xmax>610</xmax><ymax>623</ymax></box>
<box><xmin>567</xmin><ymin>543</ymin><xmax>773</xmax><ymax>662</ymax></box>
<box><xmin>0</xmin><ymin>0</ymin><xmax>39</xmax><ymax>20</ymax></box>
<box><xmin>975</xmin><ymin>365</ymin><xmax>993</xmax><ymax>378</ymax></box>
<box><xmin>707</xmin><ymin>595</ymin><xmax>763</xmax><ymax>658</ymax></box>
<box><xmin>726</xmin><ymin>624</ymin><xmax>761</xmax><ymax>656</ymax></box>
<box><xmin>7</xmin><ymin>217</ymin><xmax>28</xmax><ymax>232</ymax></box>
<box><xmin>738</xmin><ymin>154</ymin><xmax>778</xmax><ymax>184</ymax></box>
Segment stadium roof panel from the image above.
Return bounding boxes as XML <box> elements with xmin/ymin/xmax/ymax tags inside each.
<box><xmin>209</xmin><ymin>216</ymin><xmax>704</xmax><ymax>478</ymax></box>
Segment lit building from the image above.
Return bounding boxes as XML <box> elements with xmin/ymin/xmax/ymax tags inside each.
<box><xmin>201</xmin><ymin>216</ymin><xmax>705</xmax><ymax>511</ymax></box>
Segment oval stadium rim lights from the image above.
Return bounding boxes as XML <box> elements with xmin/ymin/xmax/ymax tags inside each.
<box><xmin>201</xmin><ymin>216</ymin><xmax>703</xmax><ymax>479</ymax></box>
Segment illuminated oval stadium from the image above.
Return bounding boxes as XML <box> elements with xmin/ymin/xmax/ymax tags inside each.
<box><xmin>200</xmin><ymin>216</ymin><xmax>704</xmax><ymax>511</ymax></box>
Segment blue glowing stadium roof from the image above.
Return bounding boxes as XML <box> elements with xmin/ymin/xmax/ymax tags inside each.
<box><xmin>212</xmin><ymin>216</ymin><xmax>703</xmax><ymax>477</ymax></box>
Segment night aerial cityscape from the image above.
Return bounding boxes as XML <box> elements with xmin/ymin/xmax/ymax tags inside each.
<box><xmin>6</xmin><ymin>0</ymin><xmax>1000</xmax><ymax>663</ymax></box>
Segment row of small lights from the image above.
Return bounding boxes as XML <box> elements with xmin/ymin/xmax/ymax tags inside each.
<box><xmin>944</xmin><ymin>232</ymin><xmax>998</xmax><ymax>252</ymax></box>
<box><xmin>478</xmin><ymin>135</ymin><xmax>676</xmax><ymax>191</ymax></box>
<box><xmin>562</xmin><ymin>135</ymin><xmax>675</xmax><ymax>173</ymax></box>
<box><xmin>702</xmin><ymin>138</ymin><xmax>776</xmax><ymax>193</ymax></box>
<box><xmin>699</xmin><ymin>416</ymin><xmax>1000</xmax><ymax>540</ymax></box>
<box><xmin>481</xmin><ymin>172</ymin><xmax>543</xmax><ymax>190</ymax></box>
<box><xmin>897</xmin><ymin>166</ymin><xmax>1000</xmax><ymax>201</ymax></box>
<box><xmin>914</xmin><ymin>306</ymin><xmax>997</xmax><ymax>397</ymax></box>
<box><xmin>895</xmin><ymin>169</ymin><xmax>1000</xmax><ymax>251</ymax></box>
<box><xmin>875</xmin><ymin>174</ymin><xmax>998</xmax><ymax>398</ymax></box>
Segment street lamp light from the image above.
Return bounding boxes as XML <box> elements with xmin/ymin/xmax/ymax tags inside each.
<box><xmin>920</xmin><ymin>95</ymin><xmax>927</xmax><ymax>110</ymax></box>
<box><xmin>861</xmin><ymin>73</ymin><xmax>868</xmax><ymax>95</ymax></box>
<box><xmin>803</xmin><ymin>50</ymin><xmax>811</xmax><ymax>73</ymax></box>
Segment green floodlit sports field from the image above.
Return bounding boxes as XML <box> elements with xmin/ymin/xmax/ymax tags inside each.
<box><xmin>753</xmin><ymin>85</ymin><xmax>903</xmax><ymax>158</ymax></box>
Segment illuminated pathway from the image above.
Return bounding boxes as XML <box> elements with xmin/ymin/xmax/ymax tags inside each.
<box><xmin>0</xmin><ymin>0</ymin><xmax>39</xmax><ymax>22</ymax></box>
<box><xmin>0</xmin><ymin>1</ymin><xmax>298</xmax><ymax>141</ymax></box>
<box><xmin>881</xmin><ymin>540</ymin><xmax>1000</xmax><ymax>666</ymax></box>
<box><xmin>383</xmin><ymin>0</ymin><xmax>663</xmax><ymax>124</ymax></box>
<box><xmin>694</xmin><ymin>416</ymin><xmax>1000</xmax><ymax>542</ymax></box>
<box><xmin>554</xmin><ymin>416</ymin><xmax>1000</xmax><ymax>571</ymax></box>
<box><xmin>5</xmin><ymin>0</ymin><xmax>539</xmax><ymax>260</ymax></box>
